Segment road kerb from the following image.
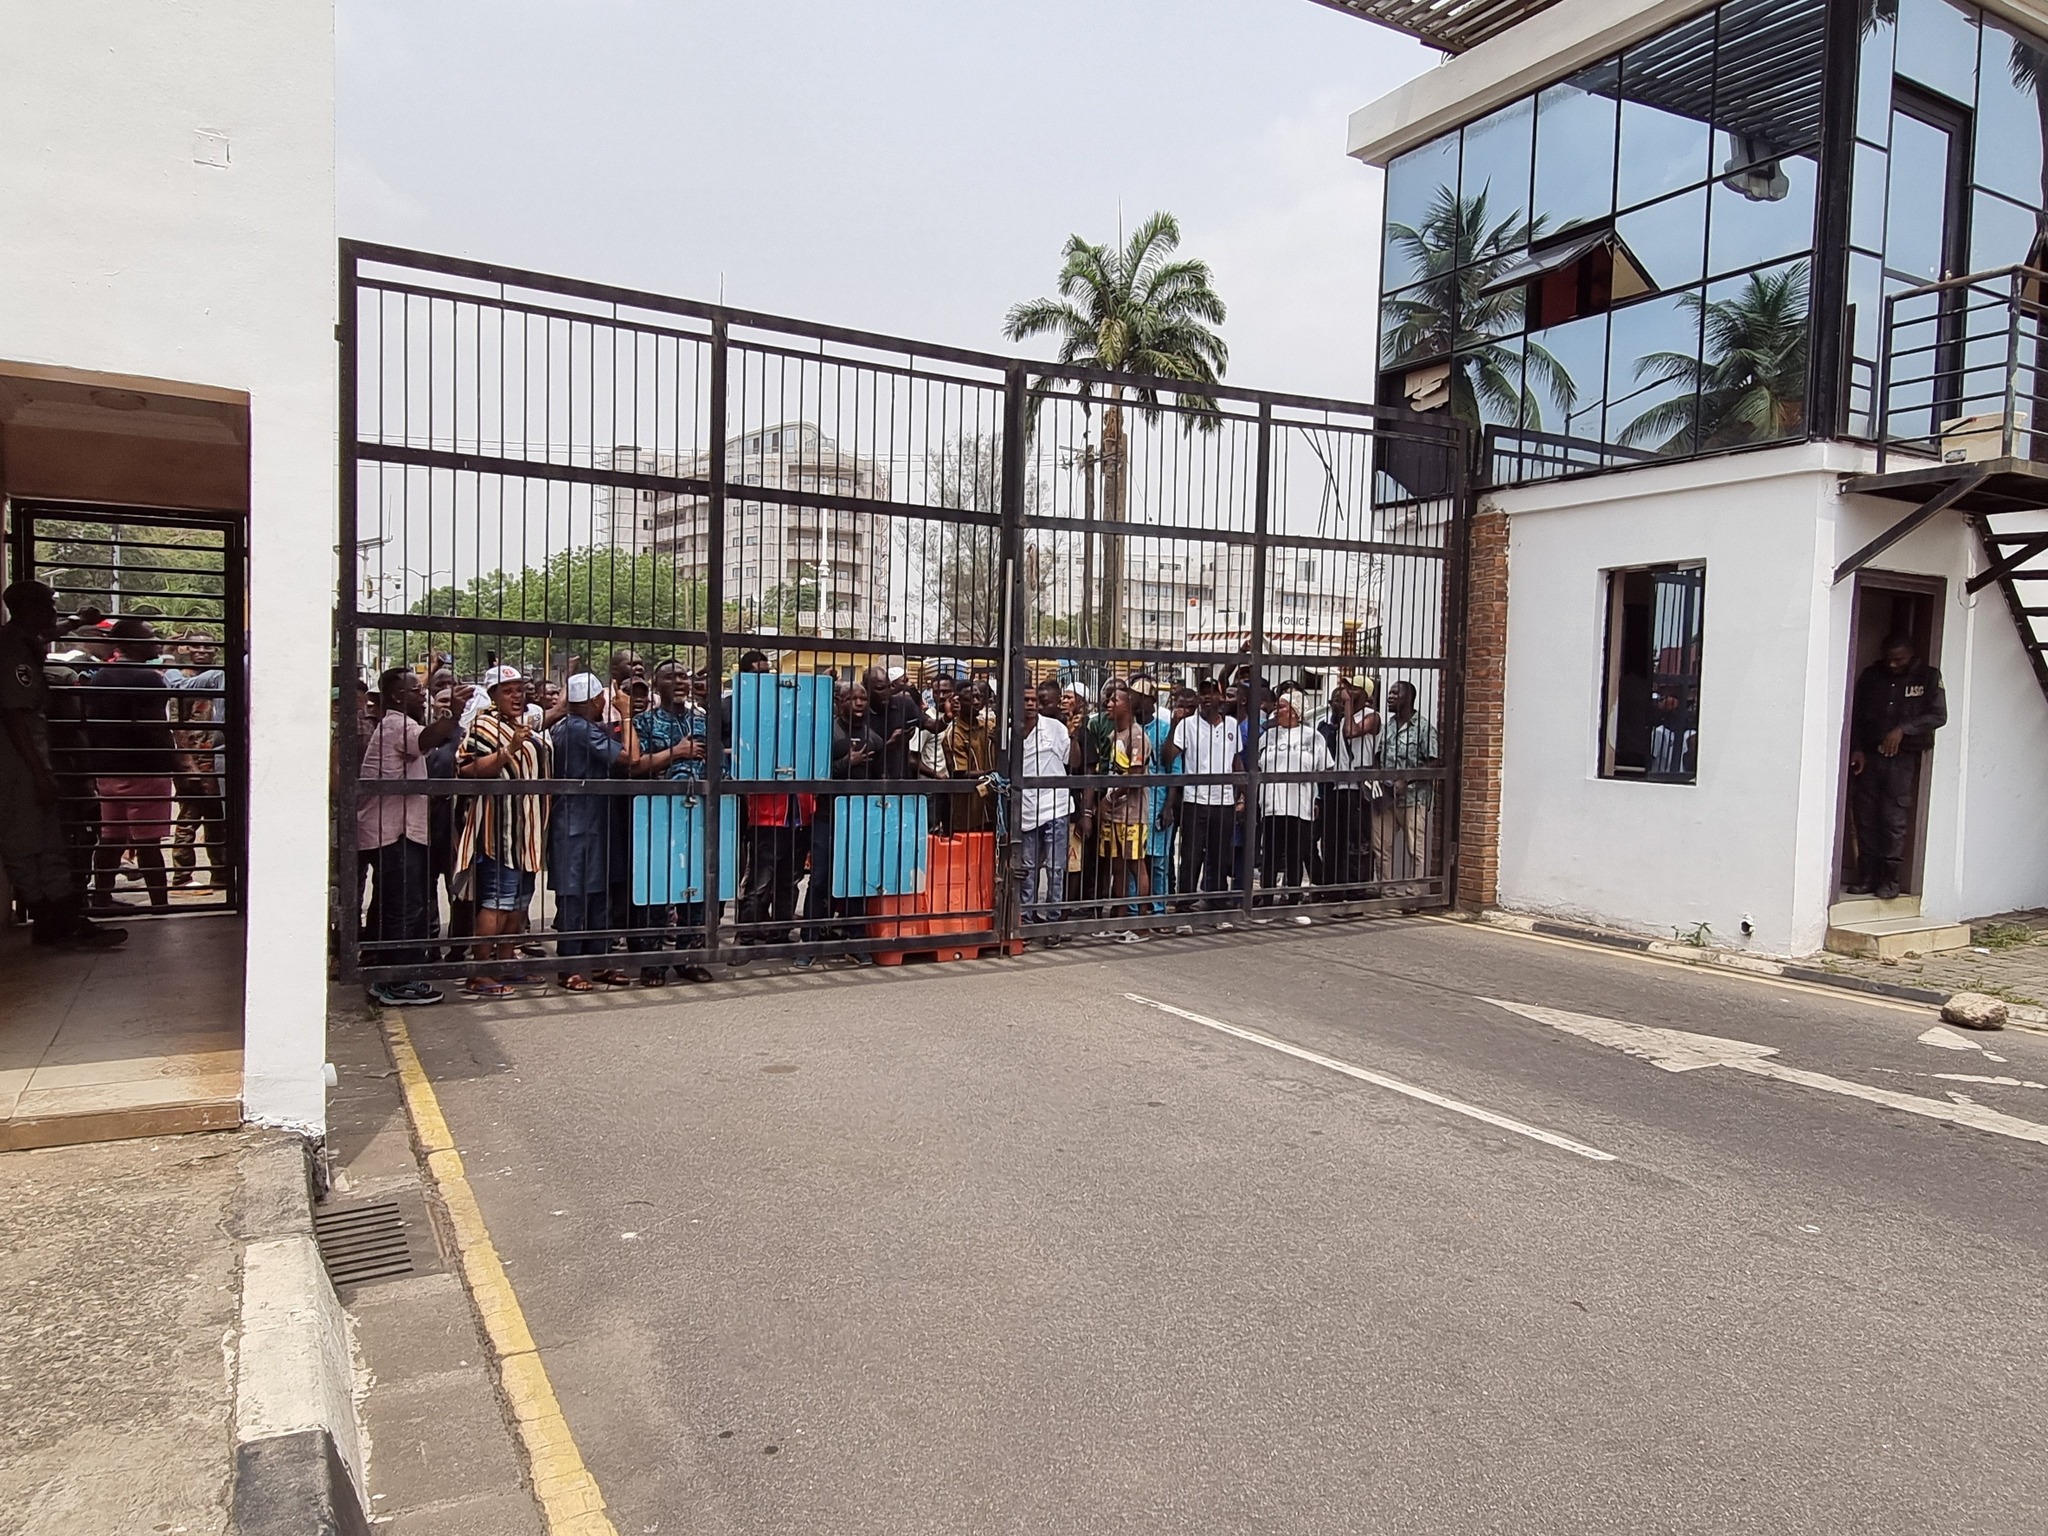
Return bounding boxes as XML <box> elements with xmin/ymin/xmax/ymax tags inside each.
<box><xmin>382</xmin><ymin>1012</ymin><xmax>619</xmax><ymax>1536</ymax></box>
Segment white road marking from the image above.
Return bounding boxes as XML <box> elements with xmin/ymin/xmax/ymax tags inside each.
<box><xmin>1932</xmin><ymin>1072</ymin><xmax>2048</xmax><ymax>1088</ymax></box>
<box><xmin>1918</xmin><ymin>1025</ymin><xmax>2006</xmax><ymax>1062</ymax></box>
<box><xmin>1489</xmin><ymin>1000</ymin><xmax>2048</xmax><ymax>1150</ymax></box>
<box><xmin>1123</xmin><ymin>993</ymin><xmax>1616</xmax><ymax>1163</ymax></box>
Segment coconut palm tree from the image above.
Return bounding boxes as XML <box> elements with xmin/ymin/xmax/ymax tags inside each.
<box><xmin>1621</xmin><ymin>263</ymin><xmax>1810</xmax><ymax>451</ymax></box>
<box><xmin>1379</xmin><ymin>185</ymin><xmax>1576</xmax><ymax>429</ymax></box>
<box><xmin>1004</xmin><ymin>212</ymin><xmax>1227</xmax><ymax>651</ymax></box>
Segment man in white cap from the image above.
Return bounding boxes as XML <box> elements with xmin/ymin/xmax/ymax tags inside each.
<box><xmin>453</xmin><ymin>664</ymin><xmax>552</xmax><ymax>998</ymax></box>
<box><xmin>547</xmin><ymin>673</ymin><xmax>634</xmax><ymax>991</ymax></box>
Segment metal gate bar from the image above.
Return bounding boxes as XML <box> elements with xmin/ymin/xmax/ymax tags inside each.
<box><xmin>336</xmin><ymin>242</ymin><xmax>1468</xmax><ymax>986</ymax></box>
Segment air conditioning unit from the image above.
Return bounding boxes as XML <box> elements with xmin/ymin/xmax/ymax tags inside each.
<box><xmin>1941</xmin><ymin>409</ymin><xmax>2030</xmax><ymax>463</ymax></box>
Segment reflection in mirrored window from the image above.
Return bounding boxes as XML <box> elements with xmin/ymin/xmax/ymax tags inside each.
<box><xmin>1618</xmin><ymin>11</ymin><xmax>1717</xmax><ymax>210</ymax></box>
<box><xmin>1453</xmin><ymin>337</ymin><xmax>1528</xmax><ymax>428</ymax></box>
<box><xmin>1895</xmin><ymin>0</ymin><xmax>1980</xmax><ymax>105</ymax></box>
<box><xmin>1534</xmin><ymin>63</ymin><xmax>1619</xmax><ymax>235</ymax></box>
<box><xmin>1381</xmin><ymin>280</ymin><xmax>1455</xmax><ymax>368</ymax></box>
<box><xmin>1616</xmin><ymin>187</ymin><xmax>1708</xmax><ymax>292</ymax></box>
<box><xmin>1608</xmin><ymin>292</ymin><xmax>1705</xmax><ymax>455</ymax></box>
<box><xmin>1712</xmin><ymin>0</ymin><xmax>1826</xmax><ymax>171</ymax></box>
<box><xmin>1847</xmin><ymin>251</ymin><xmax>1884</xmax><ymax>434</ymax></box>
<box><xmin>1527</xmin><ymin>309</ymin><xmax>1610</xmax><ymax>439</ymax></box>
<box><xmin>1383</xmin><ymin>133</ymin><xmax>1460</xmax><ymax>291</ymax></box>
<box><xmin>1976</xmin><ymin>16</ymin><xmax>2048</xmax><ymax>208</ymax></box>
<box><xmin>1970</xmin><ymin>189</ymin><xmax>2040</xmax><ymax>271</ymax></box>
<box><xmin>1707</xmin><ymin>154</ymin><xmax>1817</xmax><ymax>276</ymax></box>
<box><xmin>1851</xmin><ymin>143</ymin><xmax>1888</xmax><ymax>252</ymax></box>
<box><xmin>1459</xmin><ymin>99</ymin><xmax>1535</xmax><ymax>251</ymax></box>
<box><xmin>1698</xmin><ymin>260</ymin><xmax>1810</xmax><ymax>445</ymax></box>
<box><xmin>1856</xmin><ymin>2</ymin><xmax>1897</xmax><ymax>145</ymax></box>
<box><xmin>1884</xmin><ymin>111</ymin><xmax>1953</xmax><ymax>280</ymax></box>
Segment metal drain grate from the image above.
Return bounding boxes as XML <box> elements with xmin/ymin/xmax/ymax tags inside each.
<box><xmin>314</xmin><ymin>1200</ymin><xmax>415</xmax><ymax>1288</ymax></box>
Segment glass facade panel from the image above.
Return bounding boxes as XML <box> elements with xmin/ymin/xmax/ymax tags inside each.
<box><xmin>1619</xmin><ymin>11</ymin><xmax>1719</xmax><ymax>210</ymax></box>
<box><xmin>1856</xmin><ymin>3</ymin><xmax>1897</xmax><ymax>145</ymax></box>
<box><xmin>1460</xmin><ymin>98</ymin><xmax>1535</xmax><ymax>247</ymax></box>
<box><xmin>1711</xmin><ymin>0</ymin><xmax>1827</xmax><ymax>173</ymax></box>
<box><xmin>1851</xmin><ymin>142</ymin><xmax>1889</xmax><ymax>252</ymax></box>
<box><xmin>1698</xmin><ymin>260</ymin><xmax>1810</xmax><ymax>445</ymax></box>
<box><xmin>1529</xmin><ymin>310</ymin><xmax>1611</xmax><ymax>437</ymax></box>
<box><xmin>1706</xmin><ymin>153</ymin><xmax>1818</xmax><ymax>277</ymax></box>
<box><xmin>1533</xmin><ymin>64</ymin><xmax>1619</xmax><ymax>236</ymax></box>
<box><xmin>1895</xmin><ymin>0</ymin><xmax>1981</xmax><ymax>104</ymax></box>
<box><xmin>1616</xmin><ymin>187</ymin><xmax>1707</xmax><ymax>291</ymax></box>
<box><xmin>1454</xmin><ymin>338</ymin><xmax>1528</xmax><ymax>428</ymax></box>
<box><xmin>1382</xmin><ymin>134</ymin><xmax>1460</xmax><ymax>291</ymax></box>
<box><xmin>1970</xmin><ymin>189</ymin><xmax>2039</xmax><ymax>271</ymax></box>
<box><xmin>1606</xmin><ymin>292</ymin><xmax>1704</xmax><ymax>455</ymax></box>
<box><xmin>1846</xmin><ymin>251</ymin><xmax>1884</xmax><ymax>434</ymax></box>
<box><xmin>1976</xmin><ymin>16</ymin><xmax>2048</xmax><ymax>208</ymax></box>
<box><xmin>1883</xmin><ymin>111</ymin><xmax>1953</xmax><ymax>280</ymax></box>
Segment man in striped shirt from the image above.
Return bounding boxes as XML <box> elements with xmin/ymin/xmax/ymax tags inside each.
<box><xmin>455</xmin><ymin>665</ymin><xmax>552</xmax><ymax>998</ymax></box>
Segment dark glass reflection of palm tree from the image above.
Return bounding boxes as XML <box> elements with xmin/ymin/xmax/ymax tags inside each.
<box><xmin>1380</xmin><ymin>186</ymin><xmax>1576</xmax><ymax>428</ymax></box>
<box><xmin>1622</xmin><ymin>264</ymin><xmax>1809</xmax><ymax>451</ymax></box>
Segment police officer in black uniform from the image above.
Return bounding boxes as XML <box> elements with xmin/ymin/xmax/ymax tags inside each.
<box><xmin>1847</xmin><ymin>633</ymin><xmax>1947</xmax><ymax>901</ymax></box>
<box><xmin>0</xmin><ymin>580</ymin><xmax>127</xmax><ymax>948</ymax></box>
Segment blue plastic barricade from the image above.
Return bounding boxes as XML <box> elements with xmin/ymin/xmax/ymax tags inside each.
<box><xmin>731</xmin><ymin>671</ymin><xmax>832</xmax><ymax>781</ymax></box>
<box><xmin>631</xmin><ymin>793</ymin><xmax>740</xmax><ymax>905</ymax></box>
<box><xmin>830</xmin><ymin>794</ymin><xmax>929</xmax><ymax>897</ymax></box>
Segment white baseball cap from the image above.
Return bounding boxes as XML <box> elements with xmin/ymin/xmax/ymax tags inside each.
<box><xmin>482</xmin><ymin>664</ymin><xmax>523</xmax><ymax>691</ymax></box>
<box><xmin>564</xmin><ymin>672</ymin><xmax>604</xmax><ymax>704</ymax></box>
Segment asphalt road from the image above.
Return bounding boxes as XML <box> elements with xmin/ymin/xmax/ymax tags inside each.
<box><xmin>404</xmin><ymin>918</ymin><xmax>2048</xmax><ymax>1535</ymax></box>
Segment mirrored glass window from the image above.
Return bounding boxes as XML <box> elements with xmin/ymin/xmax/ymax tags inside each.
<box><xmin>1607</xmin><ymin>292</ymin><xmax>1704</xmax><ymax>455</ymax></box>
<box><xmin>1851</xmin><ymin>142</ymin><xmax>1889</xmax><ymax>252</ymax></box>
<box><xmin>1459</xmin><ymin>99</ymin><xmax>1535</xmax><ymax>250</ymax></box>
<box><xmin>1698</xmin><ymin>260</ymin><xmax>1810</xmax><ymax>446</ymax></box>
<box><xmin>1534</xmin><ymin>63</ymin><xmax>1620</xmax><ymax>236</ymax></box>
<box><xmin>1970</xmin><ymin>189</ymin><xmax>2040</xmax><ymax>270</ymax></box>
<box><xmin>1856</xmin><ymin>4</ymin><xmax>1897</xmax><ymax>145</ymax></box>
<box><xmin>1895</xmin><ymin>0</ymin><xmax>1980</xmax><ymax>104</ymax></box>
<box><xmin>1846</xmin><ymin>251</ymin><xmax>1884</xmax><ymax>434</ymax></box>
<box><xmin>1883</xmin><ymin>110</ymin><xmax>1954</xmax><ymax>280</ymax></box>
<box><xmin>1383</xmin><ymin>132</ymin><xmax>1460</xmax><ymax>291</ymax></box>
<box><xmin>1617</xmin><ymin>187</ymin><xmax>1708</xmax><ymax>292</ymax></box>
<box><xmin>1618</xmin><ymin>12</ymin><xmax>1717</xmax><ymax>209</ymax></box>
<box><xmin>1381</xmin><ymin>280</ymin><xmax>1456</xmax><ymax>368</ymax></box>
<box><xmin>1712</xmin><ymin>0</ymin><xmax>1826</xmax><ymax>171</ymax></box>
<box><xmin>1527</xmin><ymin>310</ymin><xmax>1611</xmax><ymax>437</ymax></box>
<box><xmin>1706</xmin><ymin>153</ymin><xmax>1818</xmax><ymax>277</ymax></box>
<box><xmin>1975</xmin><ymin>16</ymin><xmax>2048</xmax><ymax>208</ymax></box>
<box><xmin>1453</xmin><ymin>337</ymin><xmax>1529</xmax><ymax>428</ymax></box>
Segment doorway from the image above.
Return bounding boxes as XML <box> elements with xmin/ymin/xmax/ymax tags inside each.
<box><xmin>1837</xmin><ymin>572</ymin><xmax>1945</xmax><ymax>898</ymax></box>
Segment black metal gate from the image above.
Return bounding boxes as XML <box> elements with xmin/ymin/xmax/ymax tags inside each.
<box><xmin>337</xmin><ymin>243</ymin><xmax>1468</xmax><ymax>988</ymax></box>
<box><xmin>9</xmin><ymin>501</ymin><xmax>244</xmax><ymax>916</ymax></box>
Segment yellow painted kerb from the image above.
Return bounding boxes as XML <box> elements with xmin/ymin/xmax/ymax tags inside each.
<box><xmin>382</xmin><ymin>1013</ymin><xmax>620</xmax><ymax>1536</ymax></box>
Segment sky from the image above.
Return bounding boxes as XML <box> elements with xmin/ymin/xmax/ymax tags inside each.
<box><xmin>336</xmin><ymin>0</ymin><xmax>1437</xmax><ymax>404</ymax></box>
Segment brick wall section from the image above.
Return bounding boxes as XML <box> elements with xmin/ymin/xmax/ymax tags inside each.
<box><xmin>1457</xmin><ymin>505</ymin><xmax>1508</xmax><ymax>911</ymax></box>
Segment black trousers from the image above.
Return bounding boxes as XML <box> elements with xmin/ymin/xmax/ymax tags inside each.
<box><xmin>1259</xmin><ymin>814</ymin><xmax>1313</xmax><ymax>904</ymax></box>
<box><xmin>366</xmin><ymin>838</ymin><xmax>432</xmax><ymax>971</ymax></box>
<box><xmin>738</xmin><ymin>823</ymin><xmax>802</xmax><ymax>940</ymax></box>
<box><xmin>1853</xmin><ymin>751</ymin><xmax>1920</xmax><ymax>888</ymax></box>
<box><xmin>1317</xmin><ymin>788</ymin><xmax>1370</xmax><ymax>887</ymax></box>
<box><xmin>1179</xmin><ymin>802</ymin><xmax>1236</xmax><ymax>907</ymax></box>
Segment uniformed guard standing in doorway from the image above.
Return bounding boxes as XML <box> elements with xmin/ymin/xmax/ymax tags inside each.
<box><xmin>0</xmin><ymin>580</ymin><xmax>127</xmax><ymax>948</ymax></box>
<box><xmin>1847</xmin><ymin>633</ymin><xmax>1948</xmax><ymax>902</ymax></box>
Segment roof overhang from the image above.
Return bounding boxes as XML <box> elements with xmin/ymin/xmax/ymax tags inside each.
<box><xmin>1340</xmin><ymin>0</ymin><xmax>2048</xmax><ymax>166</ymax></box>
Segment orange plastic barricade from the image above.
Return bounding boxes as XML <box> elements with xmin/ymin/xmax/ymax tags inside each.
<box><xmin>872</xmin><ymin>832</ymin><xmax>996</xmax><ymax>965</ymax></box>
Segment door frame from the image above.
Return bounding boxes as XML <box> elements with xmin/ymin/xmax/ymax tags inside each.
<box><xmin>1834</xmin><ymin>568</ymin><xmax>1947</xmax><ymax>900</ymax></box>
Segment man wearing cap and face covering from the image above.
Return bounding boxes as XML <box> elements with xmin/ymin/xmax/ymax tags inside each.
<box><xmin>548</xmin><ymin>673</ymin><xmax>635</xmax><ymax>990</ymax></box>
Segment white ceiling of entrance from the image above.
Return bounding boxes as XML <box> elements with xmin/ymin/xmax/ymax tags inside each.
<box><xmin>0</xmin><ymin>369</ymin><xmax>246</xmax><ymax>446</ymax></box>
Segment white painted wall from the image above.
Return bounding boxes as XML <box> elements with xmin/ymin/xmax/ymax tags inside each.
<box><xmin>1492</xmin><ymin>442</ymin><xmax>2048</xmax><ymax>955</ymax></box>
<box><xmin>0</xmin><ymin>3</ymin><xmax>337</xmax><ymax>1132</ymax></box>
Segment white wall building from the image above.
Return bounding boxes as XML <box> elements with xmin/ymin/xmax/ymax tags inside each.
<box><xmin>1338</xmin><ymin>0</ymin><xmax>2048</xmax><ymax>956</ymax></box>
<box><xmin>1</xmin><ymin>3</ymin><xmax>336</xmax><ymax>1135</ymax></box>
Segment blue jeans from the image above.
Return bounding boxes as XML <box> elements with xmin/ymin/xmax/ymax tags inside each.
<box><xmin>473</xmin><ymin>854</ymin><xmax>535</xmax><ymax>913</ymax></box>
<box><xmin>1017</xmin><ymin>816</ymin><xmax>1067</xmax><ymax>924</ymax></box>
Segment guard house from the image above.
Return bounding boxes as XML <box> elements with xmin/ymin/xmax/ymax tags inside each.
<box><xmin>1331</xmin><ymin>0</ymin><xmax>2048</xmax><ymax>957</ymax></box>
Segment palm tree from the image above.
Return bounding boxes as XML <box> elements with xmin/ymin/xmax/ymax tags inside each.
<box><xmin>1004</xmin><ymin>212</ymin><xmax>1227</xmax><ymax>651</ymax></box>
<box><xmin>1621</xmin><ymin>263</ymin><xmax>1810</xmax><ymax>451</ymax></box>
<box><xmin>1379</xmin><ymin>185</ymin><xmax>1576</xmax><ymax>429</ymax></box>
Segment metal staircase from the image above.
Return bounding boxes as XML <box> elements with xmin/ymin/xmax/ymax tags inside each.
<box><xmin>1843</xmin><ymin>264</ymin><xmax>2048</xmax><ymax>703</ymax></box>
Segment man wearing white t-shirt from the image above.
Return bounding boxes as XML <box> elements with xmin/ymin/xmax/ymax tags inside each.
<box><xmin>1164</xmin><ymin>678</ymin><xmax>1239</xmax><ymax>908</ymax></box>
<box><xmin>1016</xmin><ymin>681</ymin><xmax>1075</xmax><ymax>933</ymax></box>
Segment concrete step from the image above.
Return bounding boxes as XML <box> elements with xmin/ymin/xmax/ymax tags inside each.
<box><xmin>1824</xmin><ymin>914</ymin><xmax>1973</xmax><ymax>961</ymax></box>
<box><xmin>1829</xmin><ymin>894</ymin><xmax>1921</xmax><ymax>925</ymax></box>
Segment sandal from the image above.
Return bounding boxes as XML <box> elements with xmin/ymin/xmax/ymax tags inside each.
<box><xmin>463</xmin><ymin>979</ymin><xmax>514</xmax><ymax>1000</ymax></box>
<box><xmin>559</xmin><ymin>974</ymin><xmax>594</xmax><ymax>992</ymax></box>
<box><xmin>639</xmin><ymin>968</ymin><xmax>669</xmax><ymax>987</ymax></box>
<box><xmin>595</xmin><ymin>968</ymin><xmax>634</xmax><ymax>987</ymax></box>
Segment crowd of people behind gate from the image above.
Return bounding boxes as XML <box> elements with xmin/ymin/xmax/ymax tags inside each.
<box><xmin>351</xmin><ymin>647</ymin><xmax>1441</xmax><ymax>1008</ymax></box>
<box><xmin>0</xmin><ymin>579</ymin><xmax>230</xmax><ymax>950</ymax></box>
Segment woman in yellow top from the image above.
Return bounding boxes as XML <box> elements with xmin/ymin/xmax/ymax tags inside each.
<box><xmin>1094</xmin><ymin>684</ymin><xmax>1150</xmax><ymax>941</ymax></box>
